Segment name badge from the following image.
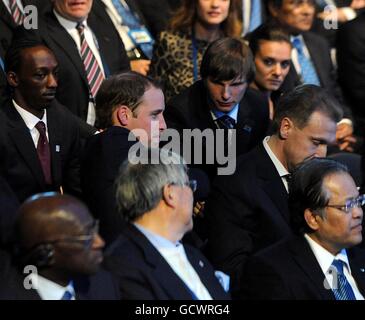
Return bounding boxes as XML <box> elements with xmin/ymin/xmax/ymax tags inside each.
<box><xmin>128</xmin><ymin>28</ymin><xmax>153</xmax><ymax>45</ymax></box>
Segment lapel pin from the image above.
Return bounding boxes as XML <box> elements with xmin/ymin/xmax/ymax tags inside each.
<box><xmin>243</xmin><ymin>125</ymin><xmax>252</xmax><ymax>133</ymax></box>
<box><xmin>56</xmin><ymin>145</ymin><xmax>60</xmax><ymax>152</ymax></box>
<box><xmin>199</xmin><ymin>261</ymin><xmax>204</xmax><ymax>268</ymax></box>
<box><xmin>360</xmin><ymin>268</ymin><xmax>365</xmax><ymax>273</ymax></box>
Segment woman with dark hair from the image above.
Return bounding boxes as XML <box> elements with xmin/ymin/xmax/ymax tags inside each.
<box><xmin>149</xmin><ymin>0</ymin><xmax>242</xmax><ymax>101</ymax></box>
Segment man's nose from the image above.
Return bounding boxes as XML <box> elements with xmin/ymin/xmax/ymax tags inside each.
<box><xmin>92</xmin><ymin>233</ymin><xmax>105</xmax><ymax>249</ymax></box>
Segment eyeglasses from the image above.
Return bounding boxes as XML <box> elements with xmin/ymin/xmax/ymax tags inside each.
<box><xmin>326</xmin><ymin>195</ymin><xmax>365</xmax><ymax>214</ymax></box>
<box><xmin>50</xmin><ymin>220</ymin><xmax>99</xmax><ymax>249</ymax></box>
<box><xmin>171</xmin><ymin>180</ymin><xmax>197</xmax><ymax>192</ymax></box>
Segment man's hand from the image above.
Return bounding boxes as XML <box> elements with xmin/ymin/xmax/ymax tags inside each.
<box><xmin>130</xmin><ymin>59</ymin><xmax>151</xmax><ymax>76</ymax></box>
<box><xmin>336</xmin><ymin>123</ymin><xmax>356</xmax><ymax>152</ymax></box>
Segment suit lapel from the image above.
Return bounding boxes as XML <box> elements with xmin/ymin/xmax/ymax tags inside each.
<box><xmin>289</xmin><ymin>236</ymin><xmax>335</xmax><ymax>300</ymax></box>
<box><xmin>46</xmin><ymin>103</ymin><xmax>62</xmax><ymax>187</ymax></box>
<box><xmin>5</xmin><ymin>104</ymin><xmax>46</xmax><ymax>188</ymax></box>
<box><xmin>348</xmin><ymin>249</ymin><xmax>365</xmax><ymax>296</ymax></box>
<box><xmin>46</xmin><ymin>12</ymin><xmax>89</xmax><ymax>87</ymax></box>
<box><xmin>126</xmin><ymin>225</ymin><xmax>196</xmax><ymax>299</ymax></box>
<box><xmin>256</xmin><ymin>145</ymin><xmax>290</xmax><ymax>222</ymax></box>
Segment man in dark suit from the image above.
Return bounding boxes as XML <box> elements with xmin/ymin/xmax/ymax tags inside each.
<box><xmin>4</xmin><ymin>192</ymin><xmax>120</xmax><ymax>300</ymax></box>
<box><xmin>105</xmin><ymin>148</ymin><xmax>230</xmax><ymax>299</ymax></box>
<box><xmin>240</xmin><ymin>158</ymin><xmax>365</xmax><ymax>300</ymax></box>
<box><xmin>81</xmin><ymin>71</ymin><xmax>166</xmax><ymax>243</ymax></box>
<box><xmin>267</xmin><ymin>0</ymin><xmax>356</xmax><ymax>152</ymax></box>
<box><xmin>204</xmin><ymin>85</ymin><xmax>343</xmax><ymax>296</ymax></box>
<box><xmin>0</xmin><ymin>40</ymin><xmax>82</xmax><ymax>202</ymax></box>
<box><xmin>165</xmin><ymin>37</ymin><xmax>270</xmax><ymax>181</ymax></box>
<box><xmin>14</xmin><ymin>0</ymin><xmax>130</xmax><ymax>127</ymax></box>
<box><xmin>337</xmin><ymin>11</ymin><xmax>365</xmax><ymax>135</ymax></box>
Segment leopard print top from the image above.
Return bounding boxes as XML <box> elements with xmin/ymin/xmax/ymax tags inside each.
<box><xmin>149</xmin><ymin>30</ymin><xmax>210</xmax><ymax>102</ymax></box>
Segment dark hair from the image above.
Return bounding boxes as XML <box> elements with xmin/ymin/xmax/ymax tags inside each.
<box><xmin>247</xmin><ymin>23</ymin><xmax>291</xmax><ymax>56</ymax></box>
<box><xmin>266</xmin><ymin>0</ymin><xmax>316</xmax><ymax>18</ymax></box>
<box><xmin>289</xmin><ymin>158</ymin><xmax>348</xmax><ymax>235</ymax></box>
<box><xmin>272</xmin><ymin>84</ymin><xmax>343</xmax><ymax>133</ymax></box>
<box><xmin>4</xmin><ymin>32</ymin><xmax>48</xmax><ymax>74</ymax></box>
<box><xmin>200</xmin><ymin>37</ymin><xmax>255</xmax><ymax>83</ymax></box>
<box><xmin>169</xmin><ymin>0</ymin><xmax>242</xmax><ymax>37</ymax></box>
<box><xmin>95</xmin><ymin>71</ymin><xmax>162</xmax><ymax>129</ymax></box>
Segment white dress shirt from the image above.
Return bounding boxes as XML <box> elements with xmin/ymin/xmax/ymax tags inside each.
<box><xmin>13</xmin><ymin>99</ymin><xmax>48</xmax><ymax>147</ymax></box>
<box><xmin>29</xmin><ymin>273</ymin><xmax>75</xmax><ymax>300</ymax></box>
<box><xmin>54</xmin><ymin>10</ymin><xmax>105</xmax><ymax>126</ymax></box>
<box><xmin>304</xmin><ymin>234</ymin><xmax>364</xmax><ymax>300</ymax></box>
<box><xmin>135</xmin><ymin>223</ymin><xmax>213</xmax><ymax>300</ymax></box>
<box><xmin>262</xmin><ymin>136</ymin><xmax>290</xmax><ymax>192</ymax></box>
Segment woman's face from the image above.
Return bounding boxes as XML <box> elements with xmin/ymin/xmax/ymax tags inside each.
<box><xmin>196</xmin><ymin>0</ymin><xmax>230</xmax><ymax>27</ymax></box>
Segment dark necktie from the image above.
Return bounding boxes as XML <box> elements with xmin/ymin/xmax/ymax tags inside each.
<box><xmin>76</xmin><ymin>22</ymin><xmax>105</xmax><ymax>101</ymax></box>
<box><xmin>9</xmin><ymin>0</ymin><xmax>24</xmax><ymax>25</ymax></box>
<box><xmin>216</xmin><ymin>115</ymin><xmax>236</xmax><ymax>129</ymax></box>
<box><xmin>35</xmin><ymin>121</ymin><xmax>52</xmax><ymax>185</ymax></box>
<box><xmin>61</xmin><ymin>290</ymin><xmax>74</xmax><ymax>300</ymax></box>
<box><xmin>331</xmin><ymin>259</ymin><xmax>356</xmax><ymax>300</ymax></box>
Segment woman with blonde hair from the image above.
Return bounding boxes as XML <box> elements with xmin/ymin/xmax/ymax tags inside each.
<box><xmin>149</xmin><ymin>0</ymin><xmax>242</xmax><ymax>101</ymax></box>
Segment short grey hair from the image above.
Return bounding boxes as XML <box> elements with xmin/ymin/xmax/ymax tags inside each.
<box><xmin>115</xmin><ymin>148</ymin><xmax>188</xmax><ymax>222</ymax></box>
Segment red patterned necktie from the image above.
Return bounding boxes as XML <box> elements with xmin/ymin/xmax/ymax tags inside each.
<box><xmin>35</xmin><ymin>121</ymin><xmax>52</xmax><ymax>185</ymax></box>
<box><xmin>9</xmin><ymin>0</ymin><xmax>24</xmax><ymax>25</ymax></box>
<box><xmin>76</xmin><ymin>22</ymin><xmax>105</xmax><ymax>101</ymax></box>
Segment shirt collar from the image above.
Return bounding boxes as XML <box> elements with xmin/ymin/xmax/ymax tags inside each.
<box><xmin>211</xmin><ymin>103</ymin><xmax>239</xmax><ymax>122</ymax></box>
<box><xmin>134</xmin><ymin>223</ymin><xmax>181</xmax><ymax>250</ymax></box>
<box><xmin>12</xmin><ymin>99</ymin><xmax>47</xmax><ymax>131</ymax></box>
<box><xmin>29</xmin><ymin>273</ymin><xmax>75</xmax><ymax>300</ymax></box>
<box><xmin>53</xmin><ymin>9</ymin><xmax>88</xmax><ymax>31</ymax></box>
<box><xmin>262</xmin><ymin>136</ymin><xmax>289</xmax><ymax>178</ymax></box>
<box><xmin>304</xmin><ymin>234</ymin><xmax>351</xmax><ymax>275</ymax></box>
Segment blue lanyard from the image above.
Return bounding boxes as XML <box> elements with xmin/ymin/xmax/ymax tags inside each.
<box><xmin>191</xmin><ymin>28</ymin><xmax>198</xmax><ymax>82</ymax></box>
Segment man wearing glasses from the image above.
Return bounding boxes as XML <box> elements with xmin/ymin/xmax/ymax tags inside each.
<box><xmin>240</xmin><ymin>158</ymin><xmax>365</xmax><ymax>300</ymax></box>
<box><xmin>6</xmin><ymin>192</ymin><xmax>120</xmax><ymax>300</ymax></box>
<box><xmin>205</xmin><ymin>84</ymin><xmax>342</xmax><ymax>296</ymax></box>
<box><xmin>104</xmin><ymin>148</ymin><xmax>230</xmax><ymax>299</ymax></box>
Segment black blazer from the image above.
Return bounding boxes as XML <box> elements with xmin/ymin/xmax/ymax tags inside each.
<box><xmin>337</xmin><ymin>12</ymin><xmax>365</xmax><ymax>120</ymax></box>
<box><xmin>105</xmin><ymin>224</ymin><xmax>230</xmax><ymax>300</ymax></box>
<box><xmin>0</xmin><ymin>100</ymin><xmax>81</xmax><ymax>202</ymax></box>
<box><xmin>281</xmin><ymin>31</ymin><xmax>352</xmax><ymax>119</ymax></box>
<box><xmin>1</xmin><ymin>263</ymin><xmax>120</xmax><ymax>300</ymax></box>
<box><xmin>165</xmin><ymin>80</ymin><xmax>270</xmax><ymax>180</ymax></box>
<box><xmin>13</xmin><ymin>5</ymin><xmax>130</xmax><ymax>121</ymax></box>
<box><xmin>81</xmin><ymin>126</ymin><xmax>135</xmax><ymax>244</ymax></box>
<box><xmin>204</xmin><ymin>143</ymin><xmax>292</xmax><ymax>293</ymax></box>
<box><xmin>240</xmin><ymin>235</ymin><xmax>365</xmax><ymax>300</ymax></box>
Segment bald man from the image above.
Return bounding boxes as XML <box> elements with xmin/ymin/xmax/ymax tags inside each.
<box><xmin>6</xmin><ymin>192</ymin><xmax>120</xmax><ymax>300</ymax></box>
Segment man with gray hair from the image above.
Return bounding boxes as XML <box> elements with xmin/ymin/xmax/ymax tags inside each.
<box><xmin>104</xmin><ymin>148</ymin><xmax>230</xmax><ymax>300</ymax></box>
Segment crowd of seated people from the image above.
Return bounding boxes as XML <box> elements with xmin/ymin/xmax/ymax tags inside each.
<box><xmin>0</xmin><ymin>0</ymin><xmax>365</xmax><ymax>300</ymax></box>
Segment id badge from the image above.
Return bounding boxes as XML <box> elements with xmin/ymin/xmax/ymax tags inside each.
<box><xmin>128</xmin><ymin>28</ymin><xmax>153</xmax><ymax>45</ymax></box>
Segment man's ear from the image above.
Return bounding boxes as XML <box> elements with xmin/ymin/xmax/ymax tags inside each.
<box><xmin>304</xmin><ymin>208</ymin><xmax>321</xmax><ymax>231</ymax></box>
<box><xmin>268</xmin><ymin>1</ymin><xmax>279</xmax><ymax>18</ymax></box>
<box><xmin>7</xmin><ymin>71</ymin><xmax>19</xmax><ymax>87</ymax></box>
<box><xmin>116</xmin><ymin>106</ymin><xmax>131</xmax><ymax>126</ymax></box>
<box><xmin>162</xmin><ymin>184</ymin><xmax>176</xmax><ymax>209</ymax></box>
<box><xmin>279</xmin><ymin>117</ymin><xmax>294</xmax><ymax>140</ymax></box>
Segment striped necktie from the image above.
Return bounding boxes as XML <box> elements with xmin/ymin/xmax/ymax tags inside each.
<box><xmin>291</xmin><ymin>37</ymin><xmax>320</xmax><ymax>85</ymax></box>
<box><xmin>9</xmin><ymin>0</ymin><xmax>24</xmax><ymax>25</ymax></box>
<box><xmin>331</xmin><ymin>259</ymin><xmax>356</xmax><ymax>300</ymax></box>
<box><xmin>76</xmin><ymin>22</ymin><xmax>105</xmax><ymax>101</ymax></box>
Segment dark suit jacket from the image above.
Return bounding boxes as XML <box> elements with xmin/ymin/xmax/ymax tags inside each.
<box><xmin>281</xmin><ymin>31</ymin><xmax>351</xmax><ymax>119</ymax></box>
<box><xmin>337</xmin><ymin>12</ymin><xmax>365</xmax><ymax>123</ymax></box>
<box><xmin>240</xmin><ymin>235</ymin><xmax>365</xmax><ymax>300</ymax></box>
<box><xmin>104</xmin><ymin>224</ymin><xmax>230</xmax><ymax>300</ymax></box>
<box><xmin>165</xmin><ymin>80</ymin><xmax>270</xmax><ymax>181</ymax></box>
<box><xmin>81</xmin><ymin>126</ymin><xmax>135</xmax><ymax>244</ymax></box>
<box><xmin>14</xmin><ymin>5</ymin><xmax>130</xmax><ymax>121</ymax></box>
<box><xmin>1</xmin><ymin>263</ymin><xmax>120</xmax><ymax>300</ymax></box>
<box><xmin>0</xmin><ymin>100</ymin><xmax>81</xmax><ymax>202</ymax></box>
<box><xmin>204</xmin><ymin>143</ymin><xmax>292</xmax><ymax>293</ymax></box>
